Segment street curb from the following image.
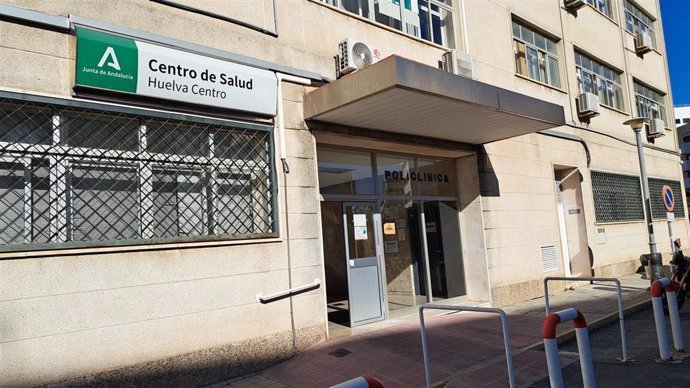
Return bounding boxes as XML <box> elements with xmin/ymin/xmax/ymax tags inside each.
<box><xmin>522</xmin><ymin>297</ymin><xmax>653</xmax><ymax>351</ymax></box>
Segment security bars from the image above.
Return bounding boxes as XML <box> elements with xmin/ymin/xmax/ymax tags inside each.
<box><xmin>0</xmin><ymin>92</ymin><xmax>276</xmax><ymax>251</ymax></box>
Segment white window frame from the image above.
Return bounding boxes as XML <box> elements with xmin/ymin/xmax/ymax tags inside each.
<box><xmin>512</xmin><ymin>21</ymin><xmax>561</xmax><ymax>88</ymax></box>
<box><xmin>624</xmin><ymin>0</ymin><xmax>657</xmax><ymax>49</ymax></box>
<box><xmin>321</xmin><ymin>0</ymin><xmax>456</xmax><ymax>48</ymax></box>
<box><xmin>584</xmin><ymin>0</ymin><xmax>612</xmax><ymax>18</ymax></box>
<box><xmin>634</xmin><ymin>81</ymin><xmax>666</xmax><ymax>123</ymax></box>
<box><xmin>575</xmin><ymin>52</ymin><xmax>624</xmax><ymax>111</ymax></box>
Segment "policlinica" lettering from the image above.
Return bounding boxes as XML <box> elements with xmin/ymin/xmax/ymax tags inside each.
<box><xmin>384</xmin><ymin>170</ymin><xmax>449</xmax><ymax>183</ymax></box>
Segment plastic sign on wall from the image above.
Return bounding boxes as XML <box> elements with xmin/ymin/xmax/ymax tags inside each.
<box><xmin>75</xmin><ymin>27</ymin><xmax>277</xmax><ymax>116</ymax></box>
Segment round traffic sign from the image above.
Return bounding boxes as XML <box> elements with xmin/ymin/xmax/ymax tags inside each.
<box><xmin>662</xmin><ymin>185</ymin><xmax>674</xmax><ymax>212</ymax></box>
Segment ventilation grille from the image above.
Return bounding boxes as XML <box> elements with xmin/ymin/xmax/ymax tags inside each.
<box><xmin>541</xmin><ymin>245</ymin><xmax>559</xmax><ymax>272</ymax></box>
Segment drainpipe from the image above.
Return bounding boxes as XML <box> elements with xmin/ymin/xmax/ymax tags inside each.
<box><xmin>276</xmin><ymin>73</ymin><xmax>311</xmax><ymax>173</ymax></box>
<box><xmin>275</xmin><ymin>72</ymin><xmax>311</xmax><ymax>352</ymax></box>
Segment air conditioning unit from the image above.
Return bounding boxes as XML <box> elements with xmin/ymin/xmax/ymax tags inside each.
<box><xmin>564</xmin><ymin>0</ymin><xmax>586</xmax><ymax>11</ymax></box>
<box><xmin>578</xmin><ymin>92</ymin><xmax>600</xmax><ymax>117</ymax></box>
<box><xmin>338</xmin><ymin>39</ymin><xmax>382</xmax><ymax>75</ymax></box>
<box><xmin>441</xmin><ymin>50</ymin><xmax>475</xmax><ymax>79</ymax></box>
<box><xmin>646</xmin><ymin>118</ymin><xmax>666</xmax><ymax>138</ymax></box>
<box><xmin>635</xmin><ymin>32</ymin><xmax>653</xmax><ymax>54</ymax></box>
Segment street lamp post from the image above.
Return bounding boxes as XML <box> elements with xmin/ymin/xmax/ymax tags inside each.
<box><xmin>624</xmin><ymin>117</ymin><xmax>662</xmax><ymax>281</ymax></box>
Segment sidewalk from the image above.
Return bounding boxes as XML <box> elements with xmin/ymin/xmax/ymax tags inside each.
<box><xmin>210</xmin><ymin>274</ymin><xmax>651</xmax><ymax>388</ymax></box>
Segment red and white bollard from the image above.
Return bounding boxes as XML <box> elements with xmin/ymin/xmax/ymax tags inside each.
<box><xmin>651</xmin><ymin>278</ymin><xmax>684</xmax><ymax>360</ymax></box>
<box><xmin>543</xmin><ymin>308</ymin><xmax>596</xmax><ymax>388</ymax></box>
<box><xmin>330</xmin><ymin>375</ymin><xmax>385</xmax><ymax>388</ymax></box>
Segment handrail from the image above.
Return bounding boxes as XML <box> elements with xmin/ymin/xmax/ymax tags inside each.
<box><xmin>419</xmin><ymin>304</ymin><xmax>516</xmax><ymax>388</ymax></box>
<box><xmin>257</xmin><ymin>278</ymin><xmax>321</xmax><ymax>304</ymax></box>
<box><xmin>543</xmin><ymin>276</ymin><xmax>630</xmax><ymax>362</ymax></box>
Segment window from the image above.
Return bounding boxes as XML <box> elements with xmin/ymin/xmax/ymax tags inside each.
<box><xmin>322</xmin><ymin>0</ymin><xmax>456</xmax><ymax>48</ymax></box>
<box><xmin>575</xmin><ymin>52</ymin><xmax>624</xmax><ymax>111</ymax></box>
<box><xmin>0</xmin><ymin>93</ymin><xmax>276</xmax><ymax>250</ymax></box>
<box><xmin>584</xmin><ymin>0</ymin><xmax>612</xmax><ymax>18</ymax></box>
<box><xmin>649</xmin><ymin>178</ymin><xmax>685</xmax><ymax>219</ymax></box>
<box><xmin>624</xmin><ymin>1</ymin><xmax>657</xmax><ymax>49</ymax></box>
<box><xmin>634</xmin><ymin>81</ymin><xmax>666</xmax><ymax>123</ymax></box>
<box><xmin>512</xmin><ymin>21</ymin><xmax>560</xmax><ymax>88</ymax></box>
<box><xmin>591</xmin><ymin>171</ymin><xmax>643</xmax><ymax>223</ymax></box>
<box><xmin>684</xmin><ymin>118</ymin><xmax>690</xmax><ymax>124</ymax></box>
<box><xmin>591</xmin><ymin>172</ymin><xmax>685</xmax><ymax>223</ymax></box>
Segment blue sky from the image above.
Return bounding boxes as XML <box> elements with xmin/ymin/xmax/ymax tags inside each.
<box><xmin>661</xmin><ymin>0</ymin><xmax>690</xmax><ymax>106</ymax></box>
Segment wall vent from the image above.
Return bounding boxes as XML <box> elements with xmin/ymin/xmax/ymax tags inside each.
<box><xmin>541</xmin><ymin>245</ymin><xmax>559</xmax><ymax>272</ymax></box>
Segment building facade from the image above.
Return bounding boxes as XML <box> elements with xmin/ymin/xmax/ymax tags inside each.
<box><xmin>0</xmin><ymin>0</ymin><xmax>686</xmax><ymax>386</ymax></box>
<box><xmin>675</xmin><ymin>106</ymin><xmax>690</xmax><ymax>201</ymax></box>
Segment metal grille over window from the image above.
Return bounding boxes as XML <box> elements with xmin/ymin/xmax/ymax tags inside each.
<box><xmin>591</xmin><ymin>171</ymin><xmax>644</xmax><ymax>223</ymax></box>
<box><xmin>649</xmin><ymin>179</ymin><xmax>685</xmax><ymax>219</ymax></box>
<box><xmin>0</xmin><ymin>94</ymin><xmax>275</xmax><ymax>250</ymax></box>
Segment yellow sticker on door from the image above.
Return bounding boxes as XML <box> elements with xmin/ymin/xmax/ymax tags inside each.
<box><xmin>383</xmin><ymin>222</ymin><xmax>396</xmax><ymax>235</ymax></box>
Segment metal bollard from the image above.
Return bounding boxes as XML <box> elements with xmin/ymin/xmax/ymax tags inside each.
<box><xmin>651</xmin><ymin>278</ymin><xmax>684</xmax><ymax>358</ymax></box>
<box><xmin>330</xmin><ymin>375</ymin><xmax>384</xmax><ymax>388</ymax></box>
<box><xmin>543</xmin><ymin>308</ymin><xmax>596</xmax><ymax>388</ymax></box>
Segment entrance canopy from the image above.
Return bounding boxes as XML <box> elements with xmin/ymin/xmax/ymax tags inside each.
<box><xmin>304</xmin><ymin>56</ymin><xmax>565</xmax><ymax>145</ymax></box>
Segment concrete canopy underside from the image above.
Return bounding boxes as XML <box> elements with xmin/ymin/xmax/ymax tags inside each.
<box><xmin>304</xmin><ymin>56</ymin><xmax>566</xmax><ymax>145</ymax></box>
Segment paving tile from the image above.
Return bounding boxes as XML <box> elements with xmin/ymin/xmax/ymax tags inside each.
<box><xmin>206</xmin><ymin>274</ymin><xmax>651</xmax><ymax>388</ymax></box>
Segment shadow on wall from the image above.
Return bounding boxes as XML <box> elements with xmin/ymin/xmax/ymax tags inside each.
<box><xmin>36</xmin><ymin>332</ymin><xmax>301</xmax><ymax>388</ymax></box>
<box><xmin>477</xmin><ymin>146</ymin><xmax>500</xmax><ymax>197</ymax></box>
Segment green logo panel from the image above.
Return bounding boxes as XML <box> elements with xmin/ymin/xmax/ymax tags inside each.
<box><xmin>76</xmin><ymin>27</ymin><xmax>138</xmax><ymax>93</ymax></box>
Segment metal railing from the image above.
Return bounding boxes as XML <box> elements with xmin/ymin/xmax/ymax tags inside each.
<box><xmin>257</xmin><ymin>278</ymin><xmax>321</xmax><ymax>304</ymax></box>
<box><xmin>419</xmin><ymin>304</ymin><xmax>516</xmax><ymax>388</ymax></box>
<box><xmin>544</xmin><ymin>276</ymin><xmax>630</xmax><ymax>362</ymax></box>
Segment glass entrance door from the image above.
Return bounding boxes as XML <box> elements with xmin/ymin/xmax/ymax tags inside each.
<box><xmin>380</xmin><ymin>200</ymin><xmax>428</xmax><ymax>311</ymax></box>
<box><xmin>422</xmin><ymin>201</ymin><xmax>466</xmax><ymax>299</ymax></box>
<box><xmin>343</xmin><ymin>202</ymin><xmax>385</xmax><ymax>326</ymax></box>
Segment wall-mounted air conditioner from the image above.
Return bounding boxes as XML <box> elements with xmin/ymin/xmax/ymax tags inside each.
<box><xmin>564</xmin><ymin>0</ymin><xmax>586</xmax><ymax>11</ymax></box>
<box><xmin>441</xmin><ymin>50</ymin><xmax>475</xmax><ymax>79</ymax></box>
<box><xmin>338</xmin><ymin>39</ymin><xmax>382</xmax><ymax>75</ymax></box>
<box><xmin>578</xmin><ymin>92</ymin><xmax>600</xmax><ymax>117</ymax></box>
<box><xmin>635</xmin><ymin>32</ymin><xmax>653</xmax><ymax>55</ymax></box>
<box><xmin>647</xmin><ymin>118</ymin><xmax>666</xmax><ymax>138</ymax></box>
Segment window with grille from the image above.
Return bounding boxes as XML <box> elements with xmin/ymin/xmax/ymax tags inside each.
<box><xmin>649</xmin><ymin>178</ymin><xmax>685</xmax><ymax>219</ymax></box>
<box><xmin>634</xmin><ymin>81</ymin><xmax>667</xmax><ymax>123</ymax></box>
<box><xmin>0</xmin><ymin>92</ymin><xmax>276</xmax><ymax>250</ymax></box>
<box><xmin>591</xmin><ymin>171</ymin><xmax>643</xmax><ymax>223</ymax></box>
<box><xmin>575</xmin><ymin>51</ymin><xmax>624</xmax><ymax>111</ymax></box>
<box><xmin>512</xmin><ymin>20</ymin><xmax>561</xmax><ymax>88</ymax></box>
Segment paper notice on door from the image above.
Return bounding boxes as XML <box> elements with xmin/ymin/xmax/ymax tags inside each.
<box><xmin>383</xmin><ymin>222</ymin><xmax>396</xmax><ymax>235</ymax></box>
<box><xmin>353</xmin><ymin>214</ymin><xmax>367</xmax><ymax>227</ymax></box>
<box><xmin>354</xmin><ymin>226</ymin><xmax>368</xmax><ymax>240</ymax></box>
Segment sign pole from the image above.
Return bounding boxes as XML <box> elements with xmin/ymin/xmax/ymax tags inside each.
<box><xmin>662</xmin><ymin>185</ymin><xmax>675</xmax><ymax>254</ymax></box>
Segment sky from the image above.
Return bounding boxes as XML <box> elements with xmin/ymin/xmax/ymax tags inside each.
<box><xmin>660</xmin><ymin>0</ymin><xmax>690</xmax><ymax>106</ymax></box>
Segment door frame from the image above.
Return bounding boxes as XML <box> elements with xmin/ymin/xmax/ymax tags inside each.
<box><xmin>342</xmin><ymin>201</ymin><xmax>388</xmax><ymax>326</ymax></box>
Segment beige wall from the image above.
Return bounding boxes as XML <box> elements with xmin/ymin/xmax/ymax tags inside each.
<box><xmin>0</xmin><ymin>2</ymin><xmax>327</xmax><ymax>384</ymax></box>
<box><xmin>0</xmin><ymin>0</ymin><xmax>685</xmax><ymax>384</ymax></box>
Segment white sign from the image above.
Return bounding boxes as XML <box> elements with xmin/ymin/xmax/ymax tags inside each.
<box><xmin>667</xmin><ymin>212</ymin><xmax>675</xmax><ymax>222</ymax></box>
<box><xmin>137</xmin><ymin>42</ymin><xmax>277</xmax><ymax>115</ymax></box>
<box><xmin>354</xmin><ymin>226</ymin><xmax>368</xmax><ymax>240</ymax></box>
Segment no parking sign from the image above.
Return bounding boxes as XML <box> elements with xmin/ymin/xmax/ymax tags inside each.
<box><xmin>662</xmin><ymin>185</ymin><xmax>675</xmax><ymax>213</ymax></box>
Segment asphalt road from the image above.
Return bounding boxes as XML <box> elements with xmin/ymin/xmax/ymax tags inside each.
<box><xmin>530</xmin><ymin>306</ymin><xmax>690</xmax><ymax>387</ymax></box>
